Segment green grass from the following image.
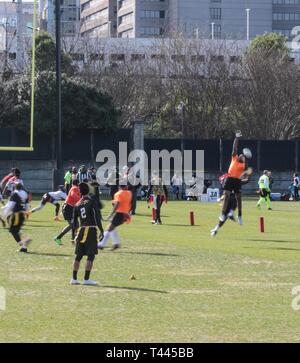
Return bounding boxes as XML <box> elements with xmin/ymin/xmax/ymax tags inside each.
<box><xmin>1</xmin><ymin>198</ymin><xmax>300</xmax><ymax>342</ymax></box>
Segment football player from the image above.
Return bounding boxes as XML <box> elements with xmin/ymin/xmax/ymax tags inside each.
<box><xmin>30</xmin><ymin>186</ymin><xmax>66</xmax><ymax>220</ymax></box>
<box><xmin>70</xmin><ymin>183</ymin><xmax>104</xmax><ymax>286</ymax></box>
<box><xmin>1</xmin><ymin>182</ymin><xmax>31</xmax><ymax>252</ymax></box>
<box><xmin>98</xmin><ymin>184</ymin><xmax>132</xmax><ymax>251</ymax></box>
<box><xmin>54</xmin><ymin>179</ymin><xmax>81</xmax><ymax>246</ymax></box>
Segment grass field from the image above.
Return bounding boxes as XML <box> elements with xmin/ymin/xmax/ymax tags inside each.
<box><xmin>1</xmin><ymin>198</ymin><xmax>300</xmax><ymax>343</ymax></box>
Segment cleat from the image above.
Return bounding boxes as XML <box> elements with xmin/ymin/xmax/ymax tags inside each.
<box><xmin>238</xmin><ymin>216</ymin><xmax>243</xmax><ymax>225</ymax></box>
<box><xmin>54</xmin><ymin>237</ymin><xmax>62</xmax><ymax>246</ymax></box>
<box><xmin>97</xmin><ymin>243</ymin><xmax>104</xmax><ymax>250</ymax></box>
<box><xmin>83</xmin><ymin>279</ymin><xmax>98</xmax><ymax>286</ymax></box>
<box><xmin>111</xmin><ymin>244</ymin><xmax>120</xmax><ymax>251</ymax></box>
<box><xmin>268</xmin><ymin>208</ymin><xmax>272</xmax><ymax>210</ymax></box>
<box><xmin>21</xmin><ymin>238</ymin><xmax>32</xmax><ymax>247</ymax></box>
<box><xmin>18</xmin><ymin>247</ymin><xmax>28</xmax><ymax>253</ymax></box>
<box><xmin>210</xmin><ymin>226</ymin><xmax>219</xmax><ymax>237</ymax></box>
<box><xmin>70</xmin><ymin>278</ymin><xmax>80</xmax><ymax>285</ymax></box>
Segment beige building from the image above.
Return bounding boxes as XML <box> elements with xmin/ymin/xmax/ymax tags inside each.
<box><xmin>80</xmin><ymin>0</ymin><xmax>169</xmax><ymax>38</ymax></box>
<box><xmin>80</xmin><ymin>0</ymin><xmax>117</xmax><ymax>37</ymax></box>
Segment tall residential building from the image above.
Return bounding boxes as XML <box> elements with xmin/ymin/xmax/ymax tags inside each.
<box><xmin>41</xmin><ymin>0</ymin><xmax>80</xmax><ymax>36</ymax></box>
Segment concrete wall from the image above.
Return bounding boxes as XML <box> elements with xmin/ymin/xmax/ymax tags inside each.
<box><xmin>0</xmin><ymin>160</ymin><xmax>294</xmax><ymax>195</ymax></box>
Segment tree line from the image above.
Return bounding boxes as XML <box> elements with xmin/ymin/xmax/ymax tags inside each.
<box><xmin>0</xmin><ymin>32</ymin><xmax>299</xmax><ymax>140</ymax></box>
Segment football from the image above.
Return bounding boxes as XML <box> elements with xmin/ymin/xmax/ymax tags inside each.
<box><xmin>243</xmin><ymin>148</ymin><xmax>252</xmax><ymax>159</ymax></box>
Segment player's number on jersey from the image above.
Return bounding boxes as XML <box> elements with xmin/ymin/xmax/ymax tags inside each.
<box><xmin>80</xmin><ymin>208</ymin><xmax>87</xmax><ymax>219</ymax></box>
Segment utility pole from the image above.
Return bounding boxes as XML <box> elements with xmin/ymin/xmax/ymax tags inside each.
<box><xmin>16</xmin><ymin>0</ymin><xmax>23</xmax><ymax>71</ymax></box>
<box><xmin>55</xmin><ymin>0</ymin><xmax>62</xmax><ymax>186</ymax></box>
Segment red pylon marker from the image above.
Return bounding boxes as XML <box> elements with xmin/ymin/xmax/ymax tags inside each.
<box><xmin>152</xmin><ymin>208</ymin><xmax>156</xmax><ymax>221</ymax></box>
<box><xmin>260</xmin><ymin>217</ymin><xmax>265</xmax><ymax>233</ymax></box>
<box><xmin>190</xmin><ymin>211</ymin><xmax>195</xmax><ymax>226</ymax></box>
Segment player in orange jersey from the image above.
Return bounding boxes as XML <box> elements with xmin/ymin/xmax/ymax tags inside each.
<box><xmin>98</xmin><ymin>184</ymin><xmax>132</xmax><ymax>251</ymax></box>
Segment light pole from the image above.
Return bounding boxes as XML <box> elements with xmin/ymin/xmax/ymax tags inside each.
<box><xmin>178</xmin><ymin>101</ymin><xmax>185</xmax><ymax>199</ymax></box>
<box><xmin>108</xmin><ymin>20</ymin><xmax>111</xmax><ymax>37</ymax></box>
<box><xmin>246</xmin><ymin>8</ymin><xmax>251</xmax><ymax>41</ymax></box>
<box><xmin>211</xmin><ymin>22</ymin><xmax>215</xmax><ymax>40</ymax></box>
<box><xmin>55</xmin><ymin>0</ymin><xmax>62</xmax><ymax>186</ymax></box>
<box><xmin>16</xmin><ymin>0</ymin><xmax>23</xmax><ymax>70</ymax></box>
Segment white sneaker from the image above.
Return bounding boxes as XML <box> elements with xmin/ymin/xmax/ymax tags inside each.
<box><xmin>21</xmin><ymin>237</ymin><xmax>32</xmax><ymax>247</ymax></box>
<box><xmin>210</xmin><ymin>226</ymin><xmax>219</xmax><ymax>237</ymax></box>
<box><xmin>70</xmin><ymin>278</ymin><xmax>80</xmax><ymax>285</ymax></box>
<box><xmin>238</xmin><ymin>216</ymin><xmax>243</xmax><ymax>225</ymax></box>
<box><xmin>83</xmin><ymin>279</ymin><xmax>98</xmax><ymax>286</ymax></box>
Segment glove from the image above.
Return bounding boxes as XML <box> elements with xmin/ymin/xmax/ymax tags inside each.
<box><xmin>236</xmin><ymin>130</ymin><xmax>242</xmax><ymax>138</ymax></box>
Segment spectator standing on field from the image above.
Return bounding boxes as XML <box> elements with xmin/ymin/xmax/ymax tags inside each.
<box><xmin>268</xmin><ymin>171</ymin><xmax>274</xmax><ymax>191</ymax></box>
<box><xmin>64</xmin><ymin>167</ymin><xmax>72</xmax><ymax>194</ymax></box>
<box><xmin>257</xmin><ymin>170</ymin><xmax>272</xmax><ymax>210</ymax></box>
<box><xmin>293</xmin><ymin>173</ymin><xmax>300</xmax><ymax>201</ymax></box>
<box><xmin>171</xmin><ymin>173</ymin><xmax>182</xmax><ymax>200</ymax></box>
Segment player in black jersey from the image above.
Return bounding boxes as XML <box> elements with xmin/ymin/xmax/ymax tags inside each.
<box><xmin>0</xmin><ymin>183</ymin><xmax>31</xmax><ymax>252</ymax></box>
<box><xmin>70</xmin><ymin>183</ymin><xmax>104</xmax><ymax>286</ymax></box>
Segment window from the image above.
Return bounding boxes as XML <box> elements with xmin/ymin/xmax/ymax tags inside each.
<box><xmin>273</xmin><ymin>12</ymin><xmax>300</xmax><ymax>21</ymax></box>
<box><xmin>110</xmin><ymin>54</ymin><xmax>125</xmax><ymax>61</ymax></box>
<box><xmin>210</xmin><ymin>8</ymin><xmax>221</xmax><ymax>20</ymax></box>
<box><xmin>171</xmin><ymin>55</ymin><xmax>186</xmax><ymax>62</ymax></box>
<box><xmin>191</xmin><ymin>55</ymin><xmax>205</xmax><ymax>63</ymax></box>
<box><xmin>140</xmin><ymin>27</ymin><xmax>163</xmax><ymax>35</ymax></box>
<box><xmin>70</xmin><ymin>53</ymin><xmax>84</xmax><ymax>61</ymax></box>
<box><xmin>119</xmin><ymin>12</ymin><xmax>133</xmax><ymax>25</ymax></box>
<box><xmin>131</xmin><ymin>54</ymin><xmax>146</xmax><ymax>61</ymax></box>
<box><xmin>211</xmin><ymin>55</ymin><xmax>224</xmax><ymax>62</ymax></box>
<box><xmin>140</xmin><ymin>10</ymin><xmax>165</xmax><ymax>19</ymax></box>
<box><xmin>90</xmin><ymin>53</ymin><xmax>104</xmax><ymax>61</ymax></box>
<box><xmin>151</xmin><ymin>54</ymin><xmax>166</xmax><ymax>60</ymax></box>
<box><xmin>230</xmin><ymin>56</ymin><xmax>241</xmax><ymax>63</ymax></box>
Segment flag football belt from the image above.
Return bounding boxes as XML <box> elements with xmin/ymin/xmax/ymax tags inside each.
<box><xmin>76</xmin><ymin>226</ymin><xmax>97</xmax><ymax>244</ymax></box>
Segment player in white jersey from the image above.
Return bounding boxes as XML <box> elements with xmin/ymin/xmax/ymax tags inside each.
<box><xmin>1</xmin><ymin>183</ymin><xmax>31</xmax><ymax>252</ymax></box>
<box><xmin>30</xmin><ymin>186</ymin><xmax>67</xmax><ymax>221</ymax></box>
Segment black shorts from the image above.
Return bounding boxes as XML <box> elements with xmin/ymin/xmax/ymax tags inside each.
<box><xmin>223</xmin><ymin>177</ymin><xmax>242</xmax><ymax>194</ymax></box>
<box><xmin>75</xmin><ymin>227</ymin><xmax>98</xmax><ymax>256</ymax></box>
<box><xmin>260</xmin><ymin>189</ymin><xmax>268</xmax><ymax>198</ymax></box>
<box><xmin>111</xmin><ymin>213</ymin><xmax>127</xmax><ymax>227</ymax></box>
<box><xmin>62</xmin><ymin>204</ymin><xmax>73</xmax><ymax>221</ymax></box>
<box><xmin>225</xmin><ymin>194</ymin><xmax>237</xmax><ymax>215</ymax></box>
<box><xmin>9</xmin><ymin>212</ymin><xmax>25</xmax><ymax>233</ymax></box>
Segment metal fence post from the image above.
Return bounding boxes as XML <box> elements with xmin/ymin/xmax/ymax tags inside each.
<box><xmin>257</xmin><ymin>140</ymin><xmax>261</xmax><ymax>172</ymax></box>
<box><xmin>295</xmin><ymin>140</ymin><xmax>298</xmax><ymax>172</ymax></box>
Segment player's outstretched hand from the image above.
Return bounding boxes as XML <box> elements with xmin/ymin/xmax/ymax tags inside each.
<box><xmin>236</xmin><ymin>130</ymin><xmax>242</xmax><ymax>138</ymax></box>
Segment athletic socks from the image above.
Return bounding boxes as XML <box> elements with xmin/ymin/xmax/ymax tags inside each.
<box><xmin>84</xmin><ymin>270</ymin><xmax>91</xmax><ymax>281</ymax></box>
<box><xmin>99</xmin><ymin>231</ymin><xmax>111</xmax><ymax>247</ymax></box>
<box><xmin>111</xmin><ymin>230</ymin><xmax>120</xmax><ymax>246</ymax></box>
<box><xmin>73</xmin><ymin>271</ymin><xmax>78</xmax><ymax>280</ymax></box>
